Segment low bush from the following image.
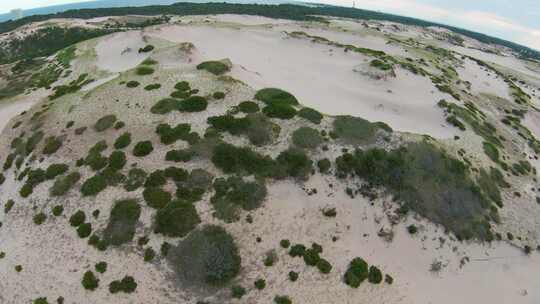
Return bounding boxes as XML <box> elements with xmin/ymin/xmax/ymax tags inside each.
<box><xmin>167</xmin><ymin>225</ymin><xmax>240</xmax><ymax>286</ymax></box>
<box><xmin>316</xmin><ymin>258</ymin><xmax>332</xmax><ymax>274</ymax></box>
<box><xmin>126</xmin><ymin>80</ymin><xmax>140</xmax><ymax>88</ymax></box>
<box><xmin>33</xmin><ymin>297</ymin><xmax>48</xmax><ymax>304</ymax></box>
<box><xmin>154</xmin><ymin>199</ymin><xmax>200</xmax><ymax>237</ymax></box>
<box><xmin>42</xmin><ymin>136</ymin><xmax>62</xmax><ymax>155</ymax></box>
<box><xmin>103</xmin><ymin>199</ymin><xmax>141</xmax><ymax>246</ymax></box>
<box><xmin>124</xmin><ymin>168</ymin><xmax>146</xmax><ymax>191</ymax></box>
<box><xmin>207</xmin><ymin>115</ymin><xmax>249</xmax><ymax>135</ymax></box>
<box><xmin>77</xmin><ymin>222</ymin><xmax>92</xmax><ymax>238</ymax></box>
<box><xmin>276</xmin><ymin>148</ymin><xmax>312</xmax><ymax>180</ymax></box>
<box><xmin>264</xmin><ymin>250</ymin><xmax>277</xmax><ymax>266</ymax></box>
<box><xmin>212</xmin><ymin>143</ymin><xmax>277</xmax><ymax>177</ymax></box>
<box><xmin>164</xmin><ymin>166</ymin><xmax>188</xmax><ymax>182</ymax></box>
<box><xmin>81</xmin><ymin>271</ymin><xmax>99</xmax><ymax>291</ymax></box>
<box><xmin>407</xmin><ymin>224</ymin><xmax>418</xmax><ymax>234</ymax></box>
<box><xmin>289</xmin><ymin>244</ymin><xmax>306</xmax><ymax>257</ymax></box>
<box><xmin>95</xmin><ymin>262</ymin><xmax>107</xmax><ymax>273</ymax></box>
<box><xmin>138</xmin><ymin>45</ymin><xmax>154</xmax><ymax>53</ymax></box>
<box><xmin>211</xmin><ymin>176</ymin><xmax>267</xmax><ymax>222</ymax></box>
<box><xmin>33</xmin><ymin>212</ymin><xmax>46</xmax><ymax>225</ymax></box>
<box><xmin>333</xmin><ymin>115</ymin><xmax>390</xmax><ymax>145</ymax></box>
<box><xmin>108</xmin><ymin>151</ymin><xmax>126</xmax><ymax>170</ymax></box>
<box><xmin>144</xmin><ymin>83</ymin><xmax>161</xmax><ymax>91</ymax></box>
<box><xmin>170</xmin><ymin>90</ymin><xmax>191</xmax><ymax>99</ymax></box>
<box><xmin>288</xmin><ymin>271</ymin><xmax>298</xmax><ymax>282</ymax></box>
<box><xmin>344</xmin><ymin>257</ymin><xmax>369</xmax><ymax>288</ymax></box>
<box><xmin>52</xmin><ymin>205</ymin><xmax>64</xmax><ymax>216</ymax></box>
<box><xmin>385</xmin><ymin>274</ymin><xmax>394</xmax><ymax>284</ymax></box>
<box><xmin>4</xmin><ymin>199</ymin><xmax>14</xmax><ymax>213</ymax></box>
<box><xmin>156</xmin><ymin>123</ymin><xmax>191</xmax><ymax>144</ymax></box>
<box><xmin>317</xmin><ymin>158</ymin><xmax>331</xmax><ymax>173</ymax></box>
<box><xmin>109</xmin><ymin>276</ymin><xmax>137</xmax><ymax>293</ymax></box>
<box><xmin>292</xmin><ymin>127</ymin><xmax>323</xmax><ymax>149</ymax></box>
<box><xmin>483</xmin><ymin>141</ymin><xmax>500</xmax><ymax>163</ymax></box>
<box><xmin>280</xmin><ymin>239</ymin><xmax>290</xmax><ymax>248</ymax></box>
<box><xmin>303</xmin><ymin>248</ymin><xmax>320</xmax><ymax>266</ymax></box>
<box><xmin>175</xmin><ymin>81</ymin><xmax>190</xmax><ymax>91</ymax></box>
<box><xmin>94</xmin><ymin>115</ymin><xmax>117</xmax><ymax>132</ymax></box>
<box><xmin>238</xmin><ymin>101</ymin><xmax>260</xmax><ymax>113</ymax></box>
<box><xmin>143</xmin><ymin>187</ymin><xmax>172</xmax><ymax>209</ymax></box>
<box><xmin>133</xmin><ymin>141</ymin><xmax>153</xmax><ymax>157</ymax></box>
<box><xmin>255</xmin><ymin>88</ymin><xmax>298</xmax><ymax>106</ymax></box>
<box><xmin>69</xmin><ymin>210</ymin><xmax>86</xmax><ymax>227</ymax></box>
<box><xmin>231</xmin><ymin>285</ymin><xmax>246</xmax><ymax>299</ymax></box>
<box><xmin>45</xmin><ymin>163</ymin><xmax>68</xmax><ymax>179</ymax></box>
<box><xmin>136</xmin><ymin>66</ymin><xmax>154</xmax><ymax>75</ymax></box>
<box><xmin>298</xmin><ymin>107</ymin><xmax>323</xmax><ymax>124</ymax></box>
<box><xmin>254</xmin><ymin>279</ymin><xmax>266</xmax><ymax>290</ymax></box>
<box><xmin>144</xmin><ymin>247</ymin><xmax>156</xmax><ymax>262</ymax></box>
<box><xmin>213</xmin><ymin>91</ymin><xmax>225</xmax><ymax>99</ymax></box>
<box><xmin>262</xmin><ymin>103</ymin><xmax>297</xmax><ymax>119</ymax></box>
<box><xmin>80</xmin><ymin>174</ymin><xmax>107</xmax><ymax>196</ymax></box>
<box><xmin>114</xmin><ymin>132</ymin><xmax>131</xmax><ymax>149</ymax></box>
<box><xmin>144</xmin><ymin>170</ymin><xmax>166</xmax><ymax>188</ymax></box>
<box><xmin>196</xmin><ymin>61</ymin><xmax>230</xmax><ymax>75</ymax></box>
<box><xmin>151</xmin><ymin>98</ymin><xmax>178</xmax><ymax>114</ymax></box>
<box><xmin>165</xmin><ymin>149</ymin><xmax>194</xmax><ymax>162</ymax></box>
<box><xmin>50</xmin><ymin>171</ymin><xmax>81</xmax><ymax>196</ymax></box>
<box><xmin>368</xmin><ymin>265</ymin><xmax>383</xmax><ymax>284</ymax></box>
<box><xmin>179</xmin><ymin>96</ymin><xmax>208</xmax><ymax>112</ymax></box>
<box><xmin>274</xmin><ymin>295</ymin><xmax>292</xmax><ymax>304</ymax></box>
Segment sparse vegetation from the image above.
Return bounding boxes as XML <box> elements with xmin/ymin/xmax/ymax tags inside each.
<box><xmin>109</xmin><ymin>276</ymin><xmax>137</xmax><ymax>294</ymax></box>
<box><xmin>136</xmin><ymin>66</ymin><xmax>154</xmax><ymax>75</ymax></box>
<box><xmin>50</xmin><ymin>171</ymin><xmax>80</xmax><ymax>196</ymax></box>
<box><xmin>333</xmin><ymin>115</ymin><xmax>391</xmax><ymax>145</ymax></box>
<box><xmin>292</xmin><ymin>127</ymin><xmax>323</xmax><ymax>149</ymax></box>
<box><xmin>94</xmin><ymin>115</ymin><xmax>117</xmax><ymax>132</ymax></box>
<box><xmin>103</xmin><ymin>199</ymin><xmax>141</xmax><ymax>246</ymax></box>
<box><xmin>211</xmin><ymin>176</ymin><xmax>267</xmax><ymax>222</ymax></box>
<box><xmin>196</xmin><ymin>61</ymin><xmax>230</xmax><ymax>75</ymax></box>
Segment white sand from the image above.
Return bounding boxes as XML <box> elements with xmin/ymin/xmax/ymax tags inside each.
<box><xmin>0</xmin><ymin>97</ymin><xmax>40</xmax><ymax>133</ymax></box>
<box><xmin>95</xmin><ymin>31</ymin><xmax>150</xmax><ymax>72</ymax></box>
<box><xmin>458</xmin><ymin>57</ymin><xmax>511</xmax><ymax>99</ymax></box>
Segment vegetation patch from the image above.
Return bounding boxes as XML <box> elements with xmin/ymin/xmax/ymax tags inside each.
<box><xmin>126</xmin><ymin>81</ymin><xmax>140</xmax><ymax>88</ymax></box>
<box><xmin>114</xmin><ymin>132</ymin><xmax>131</xmax><ymax>149</ymax></box>
<box><xmin>255</xmin><ymin>88</ymin><xmax>298</xmax><ymax>106</ymax></box>
<box><xmin>133</xmin><ymin>141</ymin><xmax>153</xmax><ymax>157</ymax></box>
<box><xmin>238</xmin><ymin>101</ymin><xmax>260</xmax><ymax>113</ymax></box>
<box><xmin>143</xmin><ymin>187</ymin><xmax>172</xmax><ymax>209</ymax></box>
<box><xmin>156</xmin><ymin>123</ymin><xmax>192</xmax><ymax>144</ymax></box>
<box><xmin>298</xmin><ymin>107</ymin><xmax>323</xmax><ymax>124</ymax></box>
<box><xmin>94</xmin><ymin>115</ymin><xmax>117</xmax><ymax>132</ymax></box>
<box><xmin>151</xmin><ymin>98</ymin><xmax>178</xmax><ymax>114</ymax></box>
<box><xmin>135</xmin><ymin>66</ymin><xmax>154</xmax><ymax>75</ymax></box>
<box><xmin>103</xmin><ymin>199</ymin><xmax>141</xmax><ymax>246</ymax></box>
<box><xmin>333</xmin><ymin>115</ymin><xmax>391</xmax><ymax>145</ymax></box>
<box><xmin>179</xmin><ymin>96</ymin><xmax>208</xmax><ymax>112</ymax></box>
<box><xmin>82</xmin><ymin>271</ymin><xmax>99</xmax><ymax>291</ymax></box>
<box><xmin>292</xmin><ymin>127</ymin><xmax>323</xmax><ymax>149</ymax></box>
<box><xmin>42</xmin><ymin>136</ymin><xmax>62</xmax><ymax>155</ymax></box>
<box><xmin>144</xmin><ymin>83</ymin><xmax>161</xmax><ymax>91</ymax></box>
<box><xmin>45</xmin><ymin>163</ymin><xmax>68</xmax><ymax>179</ymax></box>
<box><xmin>80</xmin><ymin>174</ymin><xmax>107</xmax><ymax>196</ymax></box>
<box><xmin>109</xmin><ymin>276</ymin><xmax>137</xmax><ymax>294</ymax></box>
<box><xmin>196</xmin><ymin>61</ymin><xmax>230</xmax><ymax>75</ymax></box>
<box><xmin>124</xmin><ymin>168</ymin><xmax>146</xmax><ymax>191</ymax></box>
<box><xmin>210</xmin><ymin>176</ymin><xmax>267</xmax><ymax>222</ymax></box>
<box><xmin>154</xmin><ymin>199</ymin><xmax>200</xmax><ymax>237</ymax></box>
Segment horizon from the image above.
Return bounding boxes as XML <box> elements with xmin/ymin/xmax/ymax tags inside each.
<box><xmin>0</xmin><ymin>0</ymin><xmax>538</xmax><ymax>51</ymax></box>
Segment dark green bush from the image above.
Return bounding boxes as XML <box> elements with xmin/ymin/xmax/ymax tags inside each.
<box><xmin>317</xmin><ymin>158</ymin><xmax>331</xmax><ymax>173</ymax></box>
<box><xmin>156</xmin><ymin>123</ymin><xmax>191</xmax><ymax>144</ymax></box>
<box><xmin>280</xmin><ymin>239</ymin><xmax>290</xmax><ymax>248</ymax></box>
<box><xmin>124</xmin><ymin>168</ymin><xmax>146</xmax><ymax>191</ymax></box>
<box><xmin>333</xmin><ymin>115</ymin><xmax>390</xmax><ymax>145</ymax></box>
<box><xmin>255</xmin><ymin>88</ymin><xmax>298</xmax><ymax>106</ymax></box>
<box><xmin>316</xmin><ymin>258</ymin><xmax>332</xmax><ymax>274</ymax></box>
<box><xmin>144</xmin><ymin>170</ymin><xmax>166</xmax><ymax>188</ymax></box>
<box><xmin>407</xmin><ymin>224</ymin><xmax>418</xmax><ymax>234</ymax></box>
<box><xmin>126</xmin><ymin>80</ymin><xmax>140</xmax><ymax>88</ymax></box>
<box><xmin>174</xmin><ymin>81</ymin><xmax>190</xmax><ymax>91</ymax></box>
<box><xmin>109</xmin><ymin>276</ymin><xmax>137</xmax><ymax>293</ymax></box>
<box><xmin>95</xmin><ymin>262</ymin><xmax>107</xmax><ymax>273</ymax></box>
<box><xmin>144</xmin><ymin>83</ymin><xmax>161</xmax><ymax>91</ymax></box>
<box><xmin>179</xmin><ymin>96</ymin><xmax>208</xmax><ymax>112</ymax></box>
<box><xmin>33</xmin><ymin>297</ymin><xmax>48</xmax><ymax>304</ymax></box>
<box><xmin>231</xmin><ymin>285</ymin><xmax>246</xmax><ymax>299</ymax></box>
<box><xmin>69</xmin><ymin>210</ymin><xmax>86</xmax><ymax>227</ymax></box>
<box><xmin>42</xmin><ymin>136</ymin><xmax>62</xmax><ymax>154</ymax></box>
<box><xmin>196</xmin><ymin>61</ymin><xmax>230</xmax><ymax>75</ymax></box>
<box><xmin>254</xmin><ymin>279</ymin><xmax>266</xmax><ymax>290</ymax></box>
<box><xmin>4</xmin><ymin>199</ymin><xmax>14</xmax><ymax>213</ymax></box>
<box><xmin>274</xmin><ymin>295</ymin><xmax>292</xmax><ymax>304</ymax></box>
<box><xmin>45</xmin><ymin>163</ymin><xmax>68</xmax><ymax>179</ymax></box>
<box><xmin>344</xmin><ymin>257</ymin><xmax>368</xmax><ymax>288</ymax></box>
<box><xmin>483</xmin><ymin>141</ymin><xmax>500</xmax><ymax>163</ymax></box>
<box><xmin>164</xmin><ymin>166</ymin><xmax>188</xmax><ymax>182</ymax></box>
<box><xmin>385</xmin><ymin>274</ymin><xmax>394</xmax><ymax>284</ymax></box>
<box><xmin>33</xmin><ymin>212</ymin><xmax>46</xmax><ymax>225</ymax></box>
<box><xmin>94</xmin><ymin>115</ymin><xmax>117</xmax><ymax>132</ymax></box>
<box><xmin>298</xmin><ymin>107</ymin><xmax>323</xmax><ymax>124</ymax></box>
<box><xmin>52</xmin><ymin>205</ymin><xmax>64</xmax><ymax>216</ymax></box>
<box><xmin>211</xmin><ymin>176</ymin><xmax>267</xmax><ymax>222</ymax></box>
<box><xmin>292</xmin><ymin>127</ymin><xmax>323</xmax><ymax>149</ymax></box>
<box><xmin>114</xmin><ymin>132</ymin><xmax>131</xmax><ymax>149</ymax></box>
<box><xmin>81</xmin><ymin>271</ymin><xmax>99</xmax><ymax>291</ymax></box>
<box><xmin>207</xmin><ymin>115</ymin><xmax>250</xmax><ymax>135</ymax></box>
<box><xmin>133</xmin><ymin>141</ymin><xmax>153</xmax><ymax>157</ymax></box>
<box><xmin>138</xmin><ymin>45</ymin><xmax>154</xmax><ymax>53</ymax></box>
<box><xmin>289</xmin><ymin>244</ymin><xmax>306</xmax><ymax>257</ymax></box>
<box><xmin>170</xmin><ymin>90</ymin><xmax>191</xmax><ymax>99</ymax></box>
<box><xmin>144</xmin><ymin>247</ymin><xmax>156</xmax><ymax>262</ymax></box>
<box><xmin>263</xmin><ymin>103</ymin><xmax>297</xmax><ymax>119</ymax></box>
<box><xmin>151</xmin><ymin>98</ymin><xmax>179</xmax><ymax>114</ymax></box>
<box><xmin>288</xmin><ymin>271</ymin><xmax>298</xmax><ymax>282</ymax></box>
<box><xmin>136</xmin><ymin>66</ymin><xmax>154</xmax><ymax>75</ymax></box>
<box><xmin>276</xmin><ymin>148</ymin><xmax>312</xmax><ymax>180</ymax></box>
<box><xmin>77</xmin><ymin>222</ymin><xmax>92</xmax><ymax>238</ymax></box>
<box><xmin>368</xmin><ymin>265</ymin><xmax>383</xmax><ymax>284</ymax></box>
<box><xmin>213</xmin><ymin>91</ymin><xmax>225</xmax><ymax>99</ymax></box>
<box><xmin>303</xmin><ymin>248</ymin><xmax>320</xmax><ymax>266</ymax></box>
<box><xmin>238</xmin><ymin>101</ymin><xmax>260</xmax><ymax>113</ymax></box>
<box><xmin>80</xmin><ymin>174</ymin><xmax>107</xmax><ymax>196</ymax></box>
<box><xmin>154</xmin><ymin>200</ymin><xmax>200</xmax><ymax>237</ymax></box>
<box><xmin>108</xmin><ymin>151</ymin><xmax>126</xmax><ymax>170</ymax></box>
<box><xmin>165</xmin><ymin>149</ymin><xmax>194</xmax><ymax>162</ymax></box>
<box><xmin>212</xmin><ymin>142</ymin><xmax>279</xmax><ymax>177</ymax></box>
<box><xmin>103</xmin><ymin>199</ymin><xmax>141</xmax><ymax>246</ymax></box>
<box><xmin>50</xmin><ymin>171</ymin><xmax>81</xmax><ymax>196</ymax></box>
<box><xmin>143</xmin><ymin>187</ymin><xmax>172</xmax><ymax>209</ymax></box>
<box><xmin>167</xmin><ymin>225</ymin><xmax>240</xmax><ymax>286</ymax></box>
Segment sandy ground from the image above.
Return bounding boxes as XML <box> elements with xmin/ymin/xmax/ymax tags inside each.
<box><xmin>95</xmin><ymin>31</ymin><xmax>151</xmax><ymax>72</ymax></box>
<box><xmin>457</xmin><ymin>57</ymin><xmax>511</xmax><ymax>99</ymax></box>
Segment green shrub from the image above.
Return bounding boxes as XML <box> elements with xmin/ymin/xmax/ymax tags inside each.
<box><xmin>0</xmin><ymin>173</ymin><xmax>5</xmax><ymax>185</ymax></box>
<box><xmin>254</xmin><ymin>279</ymin><xmax>266</xmax><ymax>290</ymax></box>
<box><xmin>94</xmin><ymin>115</ymin><xmax>117</xmax><ymax>132</ymax></box>
<box><xmin>196</xmin><ymin>61</ymin><xmax>230</xmax><ymax>75</ymax></box>
<box><xmin>33</xmin><ymin>297</ymin><xmax>48</xmax><ymax>304</ymax></box>
<box><xmin>126</xmin><ymin>81</ymin><xmax>140</xmax><ymax>88</ymax></box>
<box><xmin>33</xmin><ymin>212</ymin><xmax>46</xmax><ymax>225</ymax></box>
<box><xmin>167</xmin><ymin>225</ymin><xmax>240</xmax><ymax>286</ymax></box>
<box><xmin>303</xmin><ymin>248</ymin><xmax>320</xmax><ymax>266</ymax></box>
<box><xmin>144</xmin><ymin>83</ymin><xmax>161</xmax><ymax>91</ymax></box>
<box><xmin>238</xmin><ymin>101</ymin><xmax>260</xmax><ymax>113</ymax></box>
<box><xmin>368</xmin><ymin>265</ymin><xmax>383</xmax><ymax>284</ymax></box>
<box><xmin>170</xmin><ymin>90</ymin><xmax>191</xmax><ymax>99</ymax></box>
<box><xmin>144</xmin><ymin>170</ymin><xmax>166</xmax><ymax>188</ymax></box>
<box><xmin>42</xmin><ymin>136</ymin><xmax>62</xmax><ymax>154</ymax></box>
<box><xmin>154</xmin><ymin>200</ymin><xmax>200</xmax><ymax>237</ymax></box>
<box><xmin>292</xmin><ymin>127</ymin><xmax>323</xmax><ymax>149</ymax></box>
<box><xmin>144</xmin><ymin>247</ymin><xmax>156</xmax><ymax>262</ymax></box>
<box><xmin>151</xmin><ymin>98</ymin><xmax>179</xmax><ymax>114</ymax></box>
<box><xmin>156</xmin><ymin>123</ymin><xmax>191</xmax><ymax>144</ymax></box>
<box><xmin>114</xmin><ymin>132</ymin><xmax>131</xmax><ymax>149</ymax></box>
<box><xmin>133</xmin><ymin>141</ymin><xmax>153</xmax><ymax>157</ymax></box>
<box><xmin>124</xmin><ymin>168</ymin><xmax>146</xmax><ymax>191</ymax></box>
<box><xmin>370</xmin><ymin>59</ymin><xmax>393</xmax><ymax>71</ymax></box>
<box><xmin>161</xmin><ymin>242</ymin><xmax>171</xmax><ymax>256</ymax></box>
<box><xmin>262</xmin><ymin>103</ymin><xmax>297</xmax><ymax>119</ymax></box>
<box><xmin>165</xmin><ymin>149</ymin><xmax>194</xmax><ymax>162</ymax></box>
<box><xmin>174</xmin><ymin>81</ymin><xmax>190</xmax><ymax>91</ymax></box>
<box><xmin>280</xmin><ymin>239</ymin><xmax>290</xmax><ymax>248</ymax></box>
<box><xmin>255</xmin><ymin>88</ymin><xmax>298</xmax><ymax>106</ymax></box>
<box><xmin>108</xmin><ymin>151</ymin><xmax>126</xmax><ymax>170</ymax></box>
<box><xmin>289</xmin><ymin>244</ymin><xmax>306</xmax><ymax>257</ymax></box>
<box><xmin>333</xmin><ymin>116</ymin><xmax>389</xmax><ymax>145</ymax></box>
<box><xmin>179</xmin><ymin>96</ymin><xmax>208</xmax><ymax>112</ymax></box>
<box><xmin>77</xmin><ymin>223</ymin><xmax>92</xmax><ymax>238</ymax></box>
<box><xmin>211</xmin><ymin>176</ymin><xmax>267</xmax><ymax>222</ymax></box>
<box><xmin>164</xmin><ymin>167</ymin><xmax>188</xmax><ymax>182</ymax></box>
<box><xmin>69</xmin><ymin>211</ymin><xmax>86</xmax><ymax>227</ymax></box>
<box><xmin>50</xmin><ymin>171</ymin><xmax>81</xmax><ymax>196</ymax></box>
<box><xmin>211</xmin><ymin>142</ymin><xmax>277</xmax><ymax>177</ymax></box>
<box><xmin>52</xmin><ymin>205</ymin><xmax>64</xmax><ymax>216</ymax></box>
<box><xmin>298</xmin><ymin>107</ymin><xmax>323</xmax><ymax>124</ymax></box>
<box><xmin>143</xmin><ymin>187</ymin><xmax>172</xmax><ymax>209</ymax></box>
<box><xmin>4</xmin><ymin>199</ymin><xmax>14</xmax><ymax>213</ymax></box>
<box><xmin>344</xmin><ymin>257</ymin><xmax>369</xmax><ymax>288</ymax></box>
<box><xmin>483</xmin><ymin>141</ymin><xmax>500</xmax><ymax>163</ymax></box>
<box><xmin>207</xmin><ymin>115</ymin><xmax>250</xmax><ymax>135</ymax></box>
<box><xmin>385</xmin><ymin>274</ymin><xmax>394</xmax><ymax>284</ymax></box>
<box><xmin>109</xmin><ymin>276</ymin><xmax>137</xmax><ymax>294</ymax></box>
<box><xmin>102</xmin><ymin>199</ymin><xmax>141</xmax><ymax>246</ymax></box>
<box><xmin>80</xmin><ymin>174</ymin><xmax>107</xmax><ymax>196</ymax></box>
<box><xmin>276</xmin><ymin>148</ymin><xmax>312</xmax><ymax>180</ymax></box>
<box><xmin>288</xmin><ymin>271</ymin><xmax>298</xmax><ymax>281</ymax></box>
<box><xmin>45</xmin><ymin>163</ymin><xmax>68</xmax><ymax>179</ymax></box>
<box><xmin>95</xmin><ymin>262</ymin><xmax>107</xmax><ymax>273</ymax></box>
<box><xmin>136</xmin><ymin>66</ymin><xmax>154</xmax><ymax>75</ymax></box>
<box><xmin>317</xmin><ymin>158</ymin><xmax>331</xmax><ymax>173</ymax></box>
<box><xmin>213</xmin><ymin>91</ymin><xmax>225</xmax><ymax>99</ymax></box>
<box><xmin>231</xmin><ymin>285</ymin><xmax>246</xmax><ymax>299</ymax></box>
<box><xmin>407</xmin><ymin>224</ymin><xmax>418</xmax><ymax>234</ymax></box>
<box><xmin>138</xmin><ymin>45</ymin><xmax>154</xmax><ymax>53</ymax></box>
<box><xmin>81</xmin><ymin>271</ymin><xmax>99</xmax><ymax>290</ymax></box>
<box><xmin>316</xmin><ymin>258</ymin><xmax>332</xmax><ymax>274</ymax></box>
<box><xmin>274</xmin><ymin>295</ymin><xmax>292</xmax><ymax>304</ymax></box>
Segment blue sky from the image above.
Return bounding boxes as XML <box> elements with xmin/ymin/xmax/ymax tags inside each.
<box><xmin>1</xmin><ymin>0</ymin><xmax>539</xmax><ymax>50</ymax></box>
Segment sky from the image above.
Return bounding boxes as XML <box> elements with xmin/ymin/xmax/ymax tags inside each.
<box><xmin>1</xmin><ymin>0</ymin><xmax>539</xmax><ymax>50</ymax></box>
